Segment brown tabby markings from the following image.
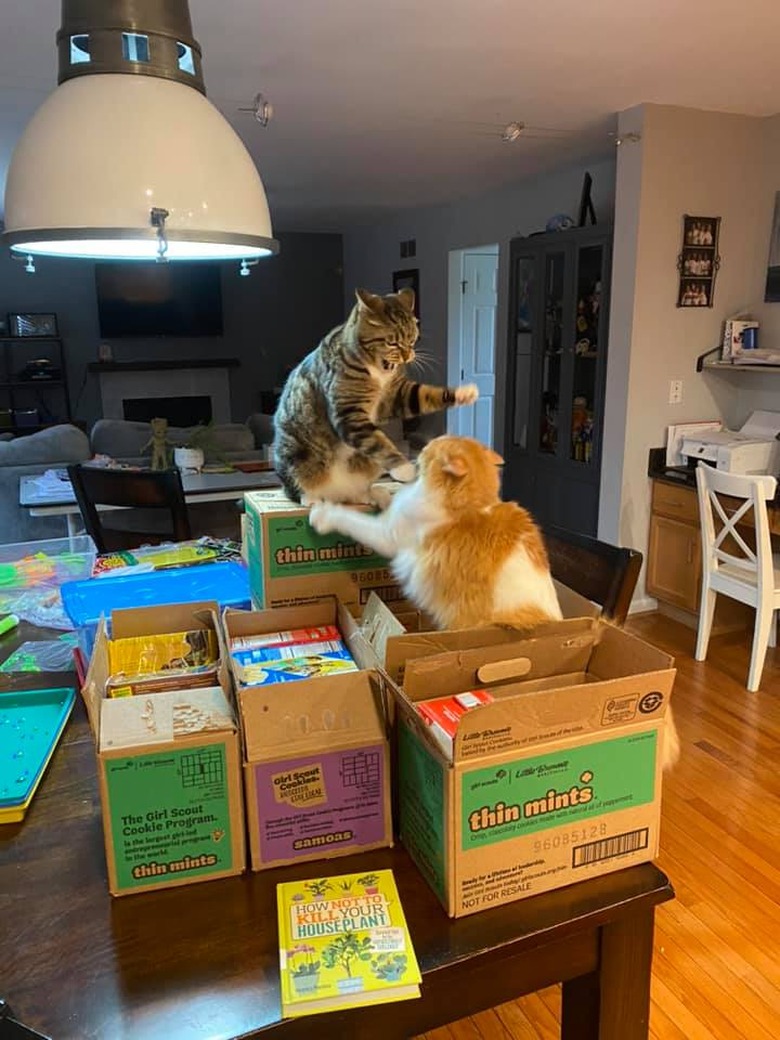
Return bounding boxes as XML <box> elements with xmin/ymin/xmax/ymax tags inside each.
<box><xmin>272</xmin><ymin>288</ymin><xmax>477</xmax><ymax>504</ymax></box>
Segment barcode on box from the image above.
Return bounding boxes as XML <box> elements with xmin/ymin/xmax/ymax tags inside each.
<box><xmin>572</xmin><ymin>827</ymin><xmax>649</xmax><ymax>868</ymax></box>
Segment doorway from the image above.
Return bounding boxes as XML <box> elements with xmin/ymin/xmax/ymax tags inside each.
<box><xmin>446</xmin><ymin>245</ymin><xmax>498</xmax><ymax>447</ymax></box>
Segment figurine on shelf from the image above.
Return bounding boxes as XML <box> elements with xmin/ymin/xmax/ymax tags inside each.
<box><xmin>143</xmin><ymin>416</ymin><xmax>171</xmax><ymax>471</ymax></box>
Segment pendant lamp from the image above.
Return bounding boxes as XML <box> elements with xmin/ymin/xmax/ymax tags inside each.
<box><xmin>2</xmin><ymin>0</ymin><xmax>278</xmax><ymax>262</ymax></box>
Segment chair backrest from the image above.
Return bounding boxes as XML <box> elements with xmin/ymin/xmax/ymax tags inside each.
<box><xmin>541</xmin><ymin>523</ymin><xmax>643</xmax><ymax>625</ymax></box>
<box><xmin>67</xmin><ymin>464</ymin><xmax>191</xmax><ymax>553</ymax></box>
<box><xmin>695</xmin><ymin>463</ymin><xmax>777</xmax><ymax>592</ymax></box>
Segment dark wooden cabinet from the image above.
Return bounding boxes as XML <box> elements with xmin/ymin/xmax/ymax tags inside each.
<box><xmin>502</xmin><ymin>227</ymin><xmax>612</xmax><ymax>535</ymax></box>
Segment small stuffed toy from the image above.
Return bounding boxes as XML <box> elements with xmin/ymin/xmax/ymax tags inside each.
<box><xmin>143</xmin><ymin>416</ymin><xmax>171</xmax><ymax>471</ymax></box>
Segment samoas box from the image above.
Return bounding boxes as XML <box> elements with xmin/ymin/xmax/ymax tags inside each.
<box><xmin>242</xmin><ymin>488</ymin><xmax>413</xmax><ymax>616</ymax></box>
<box><xmin>223</xmin><ymin>596</ymin><xmax>393</xmax><ymax>871</ymax></box>
<box><xmin>81</xmin><ymin>601</ymin><xmax>245</xmax><ymax>897</ymax></box>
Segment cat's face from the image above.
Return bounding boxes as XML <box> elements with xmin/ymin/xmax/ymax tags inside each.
<box><xmin>353</xmin><ymin>288</ymin><xmax>419</xmax><ymax>372</ymax></box>
<box><xmin>418</xmin><ymin>435</ymin><xmax>504</xmax><ymax>507</ymax></box>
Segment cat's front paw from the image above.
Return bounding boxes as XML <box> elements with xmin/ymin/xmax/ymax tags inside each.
<box><xmin>455</xmin><ymin>383</ymin><xmax>479</xmax><ymax>405</ymax></box>
<box><xmin>309</xmin><ymin>502</ymin><xmax>336</xmax><ymax>535</ymax></box>
<box><xmin>389</xmin><ymin>460</ymin><xmax>416</xmax><ymax>483</ymax></box>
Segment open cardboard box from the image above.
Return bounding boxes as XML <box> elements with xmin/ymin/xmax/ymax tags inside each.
<box><xmin>356</xmin><ymin>594</ymin><xmax>676</xmax><ymax>918</ymax></box>
<box><xmin>82</xmin><ymin>601</ymin><xmax>245</xmax><ymax>897</ymax></box>
<box><xmin>242</xmin><ymin>488</ymin><xmax>413</xmax><ymax>616</ymax></box>
<box><xmin>223</xmin><ymin>597</ymin><xmax>393</xmax><ymax>870</ymax></box>
<box><xmin>358</xmin><ymin>581</ymin><xmax>600</xmax><ymax>685</ymax></box>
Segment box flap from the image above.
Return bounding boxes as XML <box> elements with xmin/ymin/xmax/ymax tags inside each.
<box><xmin>99</xmin><ymin>685</ymin><xmax>236</xmax><ymax>751</ymax></box>
<box><xmin>239</xmin><ymin>670</ymin><xmax>386</xmax><ymax>760</ymax></box>
<box><xmin>401</xmin><ymin>623</ymin><xmax>598</xmax><ymax>700</ymax></box>
<box><xmin>82</xmin><ymin>615</ymin><xmax>110</xmax><ymax>738</ymax></box>
<box><xmin>111</xmin><ymin>601</ymin><xmax>219</xmax><ymax>639</ymax></box>
<box><xmin>553</xmin><ymin>578</ymin><xmax>601</xmax><ymax>620</ymax></box>
<box><xmin>359</xmin><ymin>592</ymin><xmax>407</xmax><ymax>666</ymax></box>
<box><xmin>590</xmin><ymin>622</ymin><xmax>675</xmax><ymax>678</ymax></box>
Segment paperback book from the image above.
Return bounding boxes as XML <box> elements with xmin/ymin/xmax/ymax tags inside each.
<box><xmin>276</xmin><ymin>868</ymin><xmax>421</xmax><ymax>1017</ymax></box>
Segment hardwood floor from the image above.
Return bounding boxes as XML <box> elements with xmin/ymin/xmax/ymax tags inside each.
<box><xmin>421</xmin><ymin>612</ymin><xmax>780</xmax><ymax>1040</ymax></box>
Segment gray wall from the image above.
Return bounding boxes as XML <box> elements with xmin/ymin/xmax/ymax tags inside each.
<box><xmin>0</xmin><ymin>232</ymin><xmax>344</xmax><ymax>427</ymax></box>
<box><xmin>342</xmin><ymin>155</ymin><xmax>617</xmax><ymax>445</ymax></box>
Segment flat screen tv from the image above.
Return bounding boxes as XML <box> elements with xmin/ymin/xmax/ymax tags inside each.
<box><xmin>95</xmin><ymin>261</ymin><xmax>223</xmax><ymax>337</ymax></box>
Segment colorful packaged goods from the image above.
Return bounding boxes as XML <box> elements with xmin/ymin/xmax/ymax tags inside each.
<box><xmin>229</xmin><ymin>625</ymin><xmax>357</xmax><ymax>687</ymax></box>
<box><xmin>415</xmin><ymin>689</ymin><xmax>494</xmax><ymax>757</ymax></box>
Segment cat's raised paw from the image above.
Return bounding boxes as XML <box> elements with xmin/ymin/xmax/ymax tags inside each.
<box><xmin>455</xmin><ymin>383</ymin><xmax>479</xmax><ymax>405</ymax></box>
<box><xmin>309</xmin><ymin>502</ymin><xmax>335</xmax><ymax>534</ymax></box>
<box><xmin>389</xmin><ymin>461</ymin><xmax>416</xmax><ymax>483</ymax></box>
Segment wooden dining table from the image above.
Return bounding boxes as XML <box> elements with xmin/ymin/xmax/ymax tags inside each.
<box><xmin>0</xmin><ymin>623</ymin><xmax>674</xmax><ymax>1040</ymax></box>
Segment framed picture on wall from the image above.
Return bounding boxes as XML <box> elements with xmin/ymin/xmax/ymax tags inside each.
<box><xmin>765</xmin><ymin>191</ymin><xmax>780</xmax><ymax>301</ymax></box>
<box><xmin>677</xmin><ymin>215</ymin><xmax>720</xmax><ymax>308</ymax></box>
<box><xmin>392</xmin><ymin>268</ymin><xmax>420</xmax><ymax>318</ymax></box>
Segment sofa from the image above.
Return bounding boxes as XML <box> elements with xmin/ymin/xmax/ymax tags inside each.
<box><xmin>4</xmin><ymin>416</ymin><xmax>276</xmax><ymax>545</ymax></box>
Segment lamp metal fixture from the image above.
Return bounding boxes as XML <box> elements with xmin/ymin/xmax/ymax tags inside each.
<box><xmin>2</xmin><ymin>0</ymin><xmax>279</xmax><ymax>263</ymax></box>
<box><xmin>238</xmin><ymin>93</ymin><xmax>274</xmax><ymax>127</ymax></box>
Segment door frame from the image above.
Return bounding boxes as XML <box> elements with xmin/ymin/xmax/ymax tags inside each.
<box><xmin>446</xmin><ymin>244</ymin><xmax>499</xmax><ymax>441</ymax></box>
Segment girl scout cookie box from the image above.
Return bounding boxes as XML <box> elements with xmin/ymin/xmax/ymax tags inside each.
<box><xmin>389</xmin><ymin>618</ymin><xmax>676</xmax><ymax>918</ymax></box>
<box><xmin>223</xmin><ymin>596</ymin><xmax>393</xmax><ymax>871</ymax></box>
<box><xmin>242</xmin><ymin>488</ymin><xmax>412</xmax><ymax>616</ymax></box>
<box><xmin>81</xmin><ymin>602</ymin><xmax>245</xmax><ymax>897</ymax></box>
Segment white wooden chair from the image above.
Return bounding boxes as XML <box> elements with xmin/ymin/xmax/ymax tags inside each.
<box><xmin>695</xmin><ymin>463</ymin><xmax>779</xmax><ymax>691</ymax></box>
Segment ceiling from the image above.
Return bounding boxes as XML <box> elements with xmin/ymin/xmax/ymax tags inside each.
<box><xmin>1</xmin><ymin>0</ymin><xmax>780</xmax><ymax>232</ymax></box>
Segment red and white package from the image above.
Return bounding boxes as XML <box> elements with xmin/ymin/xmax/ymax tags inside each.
<box><xmin>415</xmin><ymin>689</ymin><xmax>494</xmax><ymax>757</ymax></box>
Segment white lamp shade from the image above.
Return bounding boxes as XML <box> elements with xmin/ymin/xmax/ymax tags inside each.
<box><xmin>4</xmin><ymin>74</ymin><xmax>277</xmax><ymax>260</ymax></box>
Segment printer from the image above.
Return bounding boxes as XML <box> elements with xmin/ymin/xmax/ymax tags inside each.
<box><xmin>680</xmin><ymin>410</ymin><xmax>780</xmax><ymax>475</ymax></box>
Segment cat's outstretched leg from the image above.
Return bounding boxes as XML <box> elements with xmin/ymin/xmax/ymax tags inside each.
<box><xmin>309</xmin><ymin>502</ymin><xmax>398</xmax><ymax>559</ymax></box>
<box><xmin>381</xmin><ymin>380</ymin><xmax>479</xmax><ymax>421</ymax></box>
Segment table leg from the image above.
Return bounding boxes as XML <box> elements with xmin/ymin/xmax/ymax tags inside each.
<box><xmin>66</xmin><ymin>512</ymin><xmax>80</xmax><ymax>550</ymax></box>
<box><xmin>561</xmin><ymin>908</ymin><xmax>655</xmax><ymax>1040</ymax></box>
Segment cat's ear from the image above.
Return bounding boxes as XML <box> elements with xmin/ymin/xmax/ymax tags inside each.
<box><xmin>442</xmin><ymin>453</ymin><xmax>468</xmax><ymax>478</ymax></box>
<box><xmin>397</xmin><ymin>287</ymin><xmax>416</xmax><ymax>313</ymax></box>
<box><xmin>355</xmin><ymin>288</ymin><xmax>383</xmax><ymax>313</ymax></box>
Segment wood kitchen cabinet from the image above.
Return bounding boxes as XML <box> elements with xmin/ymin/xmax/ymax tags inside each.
<box><xmin>646</xmin><ymin>478</ymin><xmax>751</xmax><ymax>631</ymax></box>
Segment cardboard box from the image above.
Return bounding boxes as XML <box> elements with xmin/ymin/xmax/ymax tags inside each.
<box><xmin>243</xmin><ymin>488</ymin><xmax>412</xmax><ymax>615</ymax></box>
<box><xmin>389</xmin><ymin>618</ymin><xmax>676</xmax><ymax>917</ymax></box>
<box><xmin>353</xmin><ymin>596</ymin><xmax>675</xmax><ymax>918</ymax></box>
<box><xmin>359</xmin><ymin>581</ymin><xmax>600</xmax><ymax>685</ymax></box>
<box><xmin>82</xmin><ymin>602</ymin><xmax>246</xmax><ymax>897</ymax></box>
<box><xmin>223</xmin><ymin>597</ymin><xmax>394</xmax><ymax>871</ymax></box>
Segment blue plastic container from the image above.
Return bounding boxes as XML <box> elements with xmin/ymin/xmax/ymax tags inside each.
<box><xmin>60</xmin><ymin>561</ymin><xmax>250</xmax><ymax>658</ymax></box>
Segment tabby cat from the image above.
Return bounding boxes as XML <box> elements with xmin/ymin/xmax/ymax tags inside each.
<box><xmin>309</xmin><ymin>434</ymin><xmax>680</xmax><ymax>770</ymax></box>
<box><xmin>272</xmin><ymin>288</ymin><xmax>478</xmax><ymax>504</ymax></box>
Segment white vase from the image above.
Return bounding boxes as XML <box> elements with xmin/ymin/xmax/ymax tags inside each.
<box><xmin>173</xmin><ymin>446</ymin><xmax>205</xmax><ymax>473</ymax></box>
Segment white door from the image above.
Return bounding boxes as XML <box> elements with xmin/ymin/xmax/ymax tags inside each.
<box><xmin>453</xmin><ymin>251</ymin><xmax>497</xmax><ymax>446</ymax></box>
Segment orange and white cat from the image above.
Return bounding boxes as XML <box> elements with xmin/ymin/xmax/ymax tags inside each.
<box><xmin>309</xmin><ymin>435</ymin><xmax>562</xmax><ymax>632</ymax></box>
<box><xmin>310</xmin><ymin>434</ymin><xmax>679</xmax><ymax>770</ymax></box>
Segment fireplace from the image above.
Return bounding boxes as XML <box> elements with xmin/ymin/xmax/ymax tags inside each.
<box><xmin>124</xmin><ymin>395</ymin><xmax>212</xmax><ymax>427</ymax></box>
<box><xmin>90</xmin><ymin>359</ymin><xmax>240</xmax><ymax>424</ymax></box>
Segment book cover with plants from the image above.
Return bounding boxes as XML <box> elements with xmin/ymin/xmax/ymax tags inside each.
<box><xmin>276</xmin><ymin>868</ymin><xmax>421</xmax><ymax>1016</ymax></box>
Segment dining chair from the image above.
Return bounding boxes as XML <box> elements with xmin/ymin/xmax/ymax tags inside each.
<box><xmin>695</xmin><ymin>463</ymin><xmax>779</xmax><ymax>692</ymax></box>
<box><xmin>541</xmin><ymin>523</ymin><xmax>643</xmax><ymax>626</ymax></box>
<box><xmin>67</xmin><ymin>464</ymin><xmax>192</xmax><ymax>553</ymax></box>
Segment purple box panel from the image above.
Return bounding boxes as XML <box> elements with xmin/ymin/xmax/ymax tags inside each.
<box><xmin>254</xmin><ymin>743</ymin><xmax>387</xmax><ymax>862</ymax></box>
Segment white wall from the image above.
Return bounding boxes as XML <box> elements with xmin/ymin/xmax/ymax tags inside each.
<box><xmin>604</xmin><ymin>103</ymin><xmax>780</xmax><ymax>607</ymax></box>
<box><xmin>343</xmin><ymin>156</ymin><xmax>617</xmax><ymax>449</ymax></box>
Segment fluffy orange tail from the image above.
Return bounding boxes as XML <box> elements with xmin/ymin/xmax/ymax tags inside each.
<box><xmin>491</xmin><ymin>605</ymin><xmax>560</xmax><ymax>633</ymax></box>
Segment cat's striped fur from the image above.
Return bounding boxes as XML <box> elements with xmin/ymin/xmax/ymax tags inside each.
<box><xmin>272</xmin><ymin>288</ymin><xmax>478</xmax><ymax>504</ymax></box>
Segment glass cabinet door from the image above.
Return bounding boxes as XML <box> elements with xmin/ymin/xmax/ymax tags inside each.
<box><xmin>569</xmin><ymin>243</ymin><xmax>605</xmax><ymax>465</ymax></box>
<box><xmin>538</xmin><ymin>251</ymin><xmax>565</xmax><ymax>455</ymax></box>
<box><xmin>511</xmin><ymin>254</ymin><xmax>535</xmax><ymax>451</ymax></box>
